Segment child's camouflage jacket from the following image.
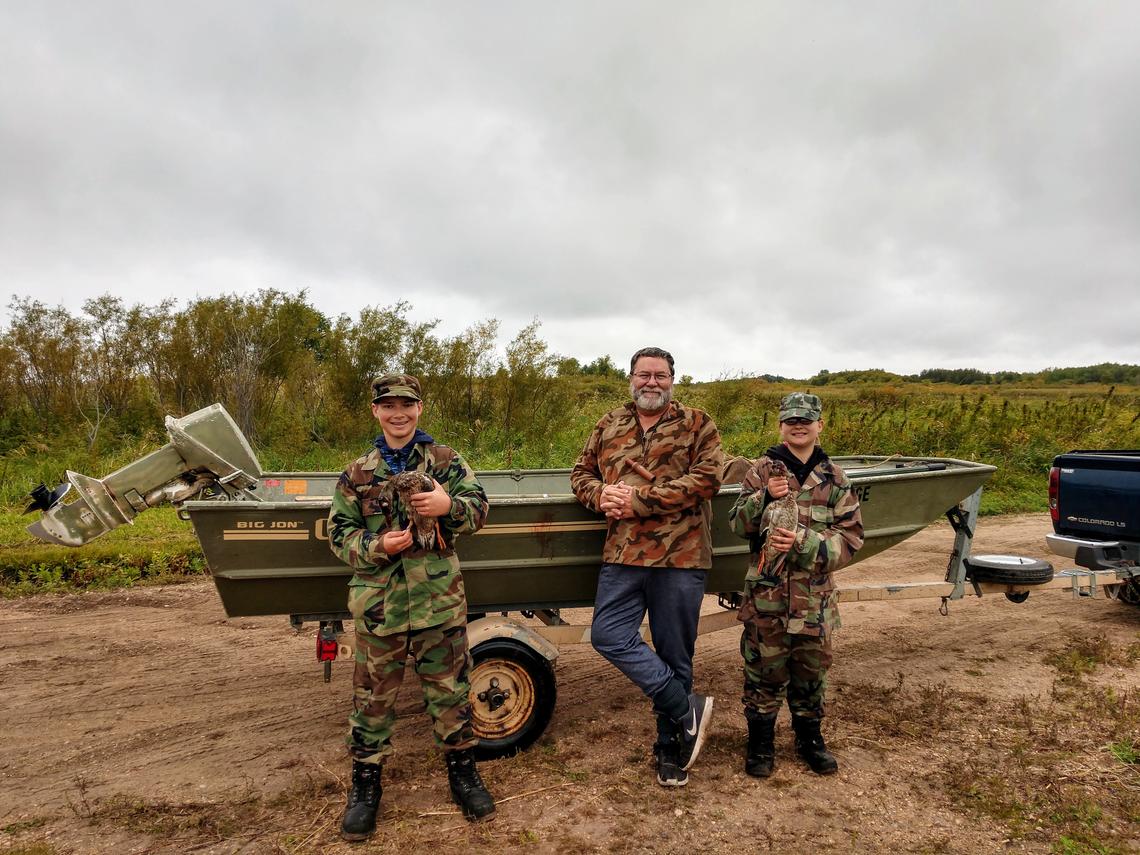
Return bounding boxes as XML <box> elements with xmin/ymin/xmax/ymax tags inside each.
<box><xmin>729</xmin><ymin>454</ymin><xmax>863</xmax><ymax>635</ymax></box>
<box><xmin>328</xmin><ymin>441</ymin><xmax>488</xmax><ymax>635</ymax></box>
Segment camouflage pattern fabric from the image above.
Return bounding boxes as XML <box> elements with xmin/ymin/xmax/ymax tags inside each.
<box><xmin>328</xmin><ymin>441</ymin><xmax>488</xmax><ymax>634</ymax></box>
<box><xmin>570</xmin><ymin>401</ymin><xmax>723</xmax><ymax>569</ymax></box>
<box><xmin>730</xmin><ymin>452</ymin><xmax>862</xmax><ymax>719</ymax></box>
<box><xmin>347</xmin><ymin>613</ymin><xmax>476</xmax><ymax>762</ymax></box>
<box><xmin>728</xmin><ymin>454</ymin><xmax>863</xmax><ymax>635</ymax></box>
<box><xmin>740</xmin><ymin>605</ymin><xmax>833</xmax><ymax>718</ymax></box>
<box><xmin>778</xmin><ymin>391</ymin><xmax>822</xmax><ymax>422</ymax></box>
<box><xmin>371</xmin><ymin>372</ymin><xmax>422</xmax><ymax>402</ymax></box>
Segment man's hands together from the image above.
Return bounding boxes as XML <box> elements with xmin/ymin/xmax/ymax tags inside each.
<box><xmin>599</xmin><ymin>482</ymin><xmax>636</xmax><ymax>520</ymax></box>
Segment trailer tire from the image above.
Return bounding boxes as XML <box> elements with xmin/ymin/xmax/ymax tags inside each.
<box><xmin>469</xmin><ymin>638</ymin><xmax>556</xmax><ymax>761</ymax></box>
<box><xmin>965</xmin><ymin>554</ymin><xmax>1053</xmax><ymax>586</ymax></box>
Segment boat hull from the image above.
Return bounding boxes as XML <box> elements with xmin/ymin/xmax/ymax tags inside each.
<box><xmin>192</xmin><ymin>457</ymin><xmax>995</xmax><ymax>618</ymax></box>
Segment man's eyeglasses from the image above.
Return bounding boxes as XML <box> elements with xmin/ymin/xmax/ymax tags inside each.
<box><xmin>781</xmin><ymin>417</ymin><xmax>815</xmax><ymax>426</ymax></box>
<box><xmin>631</xmin><ymin>372</ymin><xmax>672</xmax><ymax>383</ymax></box>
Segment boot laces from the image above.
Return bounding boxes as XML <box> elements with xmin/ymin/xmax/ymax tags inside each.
<box><xmin>349</xmin><ymin>766</ymin><xmax>380</xmax><ymax>805</ymax></box>
<box><xmin>449</xmin><ymin>755</ymin><xmax>486</xmax><ymax>793</ymax></box>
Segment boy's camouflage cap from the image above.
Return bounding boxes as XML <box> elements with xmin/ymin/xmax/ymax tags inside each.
<box><xmin>371</xmin><ymin>373</ymin><xmax>422</xmax><ymax>403</ymax></box>
<box><xmin>779</xmin><ymin>392</ymin><xmax>822</xmax><ymax>422</ymax></box>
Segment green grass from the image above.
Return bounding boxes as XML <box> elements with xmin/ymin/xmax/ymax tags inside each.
<box><xmin>1</xmin><ymin>818</ymin><xmax>49</xmax><ymax>835</ymax></box>
<box><xmin>1107</xmin><ymin>739</ymin><xmax>1138</xmax><ymax>765</ymax></box>
<box><xmin>0</xmin><ymin>505</ymin><xmax>203</xmax><ymax>597</ymax></box>
<box><xmin>5</xmin><ymin>380</ymin><xmax>1139</xmax><ymax>596</ymax></box>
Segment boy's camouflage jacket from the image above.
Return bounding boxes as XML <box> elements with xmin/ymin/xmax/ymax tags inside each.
<box><xmin>328</xmin><ymin>441</ymin><xmax>488</xmax><ymax>635</ymax></box>
<box><xmin>570</xmin><ymin>401</ymin><xmax>723</xmax><ymax>569</ymax></box>
<box><xmin>729</xmin><ymin>453</ymin><xmax>863</xmax><ymax>635</ymax></box>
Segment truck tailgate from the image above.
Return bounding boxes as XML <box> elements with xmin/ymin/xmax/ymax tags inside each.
<box><xmin>1053</xmin><ymin>451</ymin><xmax>1140</xmax><ymax>540</ymax></box>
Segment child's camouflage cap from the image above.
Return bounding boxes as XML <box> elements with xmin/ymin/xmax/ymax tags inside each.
<box><xmin>371</xmin><ymin>373</ymin><xmax>422</xmax><ymax>403</ymax></box>
<box><xmin>779</xmin><ymin>392</ymin><xmax>822</xmax><ymax>422</ymax></box>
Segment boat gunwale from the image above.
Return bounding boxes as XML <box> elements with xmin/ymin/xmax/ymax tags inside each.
<box><xmin>186</xmin><ymin>456</ymin><xmax>995</xmax><ymax>512</ymax></box>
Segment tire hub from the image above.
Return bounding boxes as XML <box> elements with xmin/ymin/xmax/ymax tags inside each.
<box><xmin>469</xmin><ymin>658</ymin><xmax>537</xmax><ymax>739</ymax></box>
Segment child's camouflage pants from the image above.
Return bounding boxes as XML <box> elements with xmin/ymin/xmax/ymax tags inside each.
<box><xmin>740</xmin><ymin>616</ymin><xmax>833</xmax><ymax>719</ymax></box>
<box><xmin>347</xmin><ymin>609</ymin><xmax>477</xmax><ymax>763</ymax></box>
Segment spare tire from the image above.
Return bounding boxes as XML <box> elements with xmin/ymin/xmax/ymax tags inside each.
<box><xmin>965</xmin><ymin>554</ymin><xmax>1054</xmax><ymax>586</ymax></box>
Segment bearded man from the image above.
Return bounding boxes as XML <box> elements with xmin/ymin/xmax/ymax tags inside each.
<box><xmin>570</xmin><ymin>346</ymin><xmax>724</xmax><ymax>787</ymax></box>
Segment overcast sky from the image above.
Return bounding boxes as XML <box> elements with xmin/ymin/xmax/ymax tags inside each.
<box><xmin>2</xmin><ymin>2</ymin><xmax>1138</xmax><ymax>380</ymax></box>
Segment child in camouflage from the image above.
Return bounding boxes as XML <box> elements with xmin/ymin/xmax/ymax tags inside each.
<box><xmin>727</xmin><ymin>392</ymin><xmax>864</xmax><ymax>777</ymax></box>
<box><xmin>327</xmin><ymin>373</ymin><xmax>495</xmax><ymax>840</ymax></box>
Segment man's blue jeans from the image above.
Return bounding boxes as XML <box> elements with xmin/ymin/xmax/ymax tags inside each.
<box><xmin>590</xmin><ymin>563</ymin><xmax>707</xmax><ymax>707</ymax></box>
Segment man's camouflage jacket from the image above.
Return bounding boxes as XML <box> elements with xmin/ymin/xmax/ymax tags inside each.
<box><xmin>571</xmin><ymin>401</ymin><xmax>723</xmax><ymax>569</ymax></box>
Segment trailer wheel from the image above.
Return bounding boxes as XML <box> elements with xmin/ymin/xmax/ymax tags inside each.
<box><xmin>965</xmin><ymin>554</ymin><xmax>1054</xmax><ymax>586</ymax></box>
<box><xmin>469</xmin><ymin>638</ymin><xmax>556</xmax><ymax>761</ymax></box>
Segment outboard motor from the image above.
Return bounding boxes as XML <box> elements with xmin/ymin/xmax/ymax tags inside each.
<box><xmin>26</xmin><ymin>404</ymin><xmax>262</xmax><ymax>547</ymax></box>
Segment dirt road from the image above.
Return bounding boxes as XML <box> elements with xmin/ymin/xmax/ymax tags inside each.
<box><xmin>2</xmin><ymin>514</ymin><xmax>1138</xmax><ymax>854</ymax></box>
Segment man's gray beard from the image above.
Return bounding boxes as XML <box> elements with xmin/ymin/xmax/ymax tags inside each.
<box><xmin>629</xmin><ymin>382</ymin><xmax>672</xmax><ymax>413</ymax></box>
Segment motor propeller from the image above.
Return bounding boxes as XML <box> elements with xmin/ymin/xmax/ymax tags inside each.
<box><xmin>24</xmin><ymin>482</ymin><xmax>71</xmax><ymax>514</ymax></box>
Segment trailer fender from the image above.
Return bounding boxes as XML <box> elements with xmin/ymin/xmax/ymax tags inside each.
<box><xmin>332</xmin><ymin>615</ymin><xmax>561</xmax><ymax>662</ymax></box>
<box><xmin>465</xmin><ymin>616</ymin><xmax>560</xmax><ymax>663</ymax></box>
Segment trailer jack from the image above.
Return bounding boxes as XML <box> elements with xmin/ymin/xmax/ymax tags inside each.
<box><xmin>317</xmin><ymin>620</ymin><xmax>343</xmax><ymax>682</ymax></box>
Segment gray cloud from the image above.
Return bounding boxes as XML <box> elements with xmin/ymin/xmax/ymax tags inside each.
<box><xmin>2</xmin><ymin>1</ymin><xmax>1138</xmax><ymax>379</ymax></box>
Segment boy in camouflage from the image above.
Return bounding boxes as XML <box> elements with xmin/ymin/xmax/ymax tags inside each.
<box><xmin>728</xmin><ymin>392</ymin><xmax>863</xmax><ymax>777</ymax></box>
<box><xmin>571</xmin><ymin>346</ymin><xmax>723</xmax><ymax>788</ymax></box>
<box><xmin>327</xmin><ymin>374</ymin><xmax>494</xmax><ymax>840</ymax></box>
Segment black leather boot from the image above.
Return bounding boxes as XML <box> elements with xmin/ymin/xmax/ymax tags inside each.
<box><xmin>340</xmin><ymin>761</ymin><xmax>382</xmax><ymax>841</ymax></box>
<box><xmin>445</xmin><ymin>748</ymin><xmax>496</xmax><ymax>821</ymax></box>
<box><xmin>744</xmin><ymin>712</ymin><xmax>778</xmax><ymax>778</ymax></box>
<box><xmin>792</xmin><ymin>715</ymin><xmax>838</xmax><ymax>775</ymax></box>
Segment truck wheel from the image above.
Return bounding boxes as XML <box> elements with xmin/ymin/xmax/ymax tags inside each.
<box><xmin>1107</xmin><ymin>578</ymin><xmax>1140</xmax><ymax>607</ymax></box>
<box><xmin>965</xmin><ymin>554</ymin><xmax>1054</xmax><ymax>586</ymax></box>
<box><xmin>1122</xmin><ymin>581</ymin><xmax>1140</xmax><ymax>607</ymax></box>
<box><xmin>469</xmin><ymin>638</ymin><xmax>556</xmax><ymax>761</ymax></box>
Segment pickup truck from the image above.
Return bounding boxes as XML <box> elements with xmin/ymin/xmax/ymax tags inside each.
<box><xmin>1046</xmin><ymin>450</ymin><xmax>1140</xmax><ymax>606</ymax></box>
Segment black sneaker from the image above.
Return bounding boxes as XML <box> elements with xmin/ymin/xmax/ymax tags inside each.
<box><xmin>655</xmin><ymin>743</ymin><xmax>688</xmax><ymax>787</ymax></box>
<box><xmin>677</xmin><ymin>693</ymin><xmax>713</xmax><ymax>772</ymax></box>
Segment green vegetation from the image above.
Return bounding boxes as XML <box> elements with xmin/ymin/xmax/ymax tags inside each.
<box><xmin>0</xmin><ymin>505</ymin><xmax>202</xmax><ymax>597</ymax></box>
<box><xmin>1107</xmin><ymin>739</ymin><xmax>1138</xmax><ymax>765</ymax></box>
<box><xmin>4</xmin><ymin>291</ymin><xmax>1140</xmax><ymax>595</ymax></box>
<box><xmin>1045</xmin><ymin>632</ymin><xmax>1140</xmax><ymax>683</ymax></box>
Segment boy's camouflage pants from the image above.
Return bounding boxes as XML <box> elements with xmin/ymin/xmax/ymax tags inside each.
<box><xmin>347</xmin><ymin>611</ymin><xmax>477</xmax><ymax>764</ymax></box>
<box><xmin>740</xmin><ymin>616</ymin><xmax>833</xmax><ymax>719</ymax></box>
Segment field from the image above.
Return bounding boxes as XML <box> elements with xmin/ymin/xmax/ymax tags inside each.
<box><xmin>3</xmin><ymin>380</ymin><xmax>1139</xmax><ymax>597</ymax></box>
<box><xmin>2</xmin><ymin>514</ymin><xmax>1138</xmax><ymax>854</ymax></box>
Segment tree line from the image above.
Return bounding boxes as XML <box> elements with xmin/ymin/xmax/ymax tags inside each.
<box><xmin>808</xmin><ymin>364</ymin><xmax>1140</xmax><ymax>386</ymax></box>
<box><xmin>0</xmin><ymin>291</ymin><xmax>622</xmax><ymax>464</ymax></box>
<box><xmin>3</xmin><ymin>290</ymin><xmax>1137</xmax><ymax>460</ymax></box>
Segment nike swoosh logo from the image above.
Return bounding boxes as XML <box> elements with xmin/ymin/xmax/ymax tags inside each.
<box><xmin>685</xmin><ymin>719</ymin><xmax>697</xmax><ymax>737</ymax></box>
